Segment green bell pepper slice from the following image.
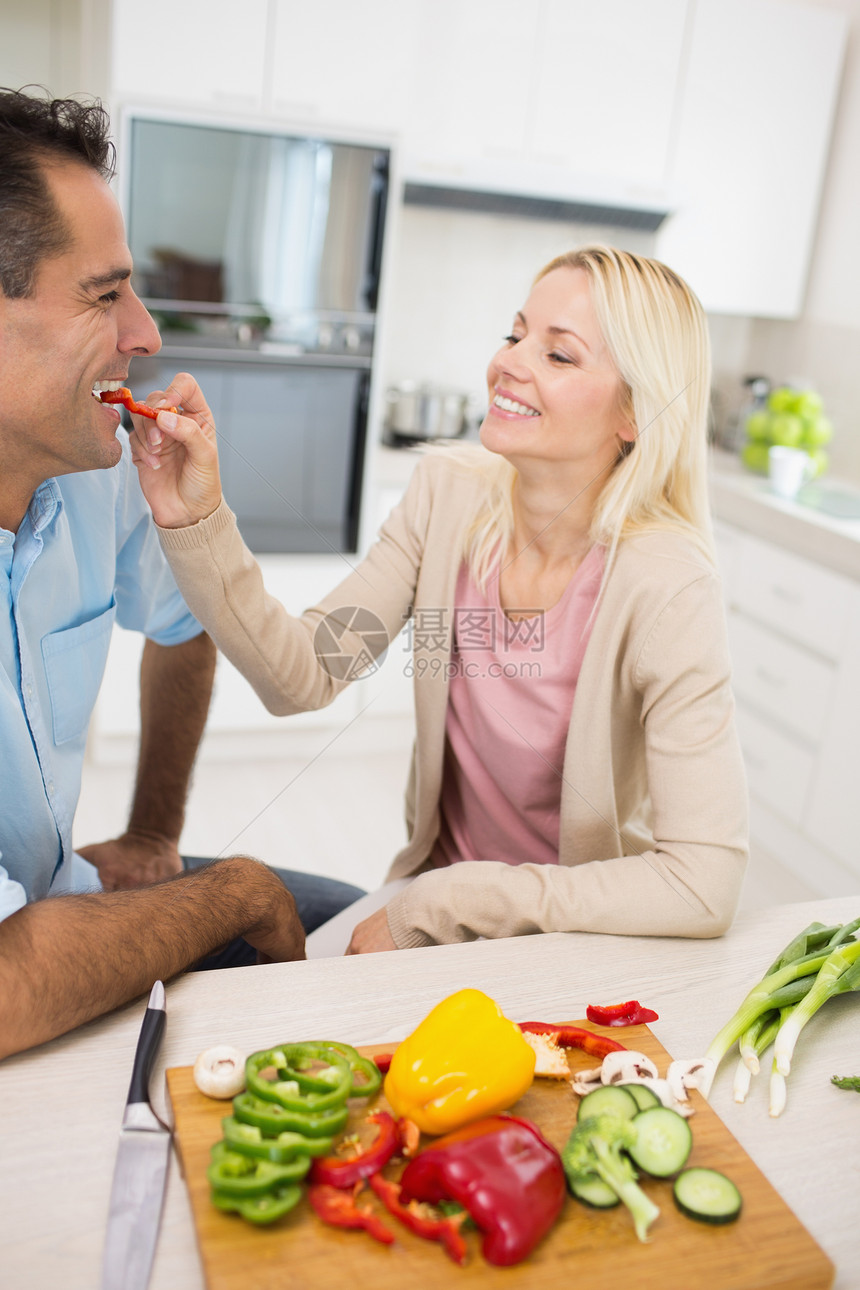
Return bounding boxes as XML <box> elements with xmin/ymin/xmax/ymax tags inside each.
<box><xmin>211</xmin><ymin>1182</ymin><xmax>303</xmax><ymax>1225</ymax></box>
<box><xmin>207</xmin><ymin>1142</ymin><xmax>311</xmax><ymax>1195</ymax></box>
<box><xmin>246</xmin><ymin>1045</ymin><xmax>352</xmax><ymax>1110</ymax></box>
<box><xmin>221</xmin><ymin>1117</ymin><xmax>333</xmax><ymax>1163</ymax></box>
<box><xmin>233</xmin><ymin>1091</ymin><xmax>349</xmax><ymax>1138</ymax></box>
<box><xmin>317</xmin><ymin>1040</ymin><xmax>382</xmax><ymax>1099</ymax></box>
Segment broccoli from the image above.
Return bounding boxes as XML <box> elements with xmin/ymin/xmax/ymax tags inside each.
<box><xmin>561</xmin><ymin>1114</ymin><xmax>660</xmax><ymax>1242</ymax></box>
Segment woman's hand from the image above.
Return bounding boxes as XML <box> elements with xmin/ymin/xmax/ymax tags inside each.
<box><xmin>345</xmin><ymin>906</ymin><xmax>398</xmax><ymax>955</ymax></box>
<box><xmin>128</xmin><ymin>371</ymin><xmax>223</xmax><ymax>528</ymax></box>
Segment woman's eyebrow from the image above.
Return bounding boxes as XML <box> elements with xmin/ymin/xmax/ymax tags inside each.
<box><xmin>547</xmin><ymin>324</ymin><xmax>591</xmax><ymax>353</ymax></box>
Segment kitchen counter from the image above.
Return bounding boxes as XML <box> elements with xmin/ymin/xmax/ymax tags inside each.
<box><xmin>708</xmin><ymin>448</ymin><xmax>860</xmax><ymax>583</ymax></box>
<box><xmin>3</xmin><ymin>896</ymin><xmax>859</xmax><ymax>1288</ymax></box>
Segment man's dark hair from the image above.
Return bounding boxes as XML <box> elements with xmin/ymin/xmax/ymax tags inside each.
<box><xmin>0</xmin><ymin>87</ymin><xmax>116</xmax><ymax>298</ymax></box>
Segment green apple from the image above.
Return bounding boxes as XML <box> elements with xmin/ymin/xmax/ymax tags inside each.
<box><xmin>800</xmin><ymin>413</ymin><xmax>833</xmax><ymax>447</ymax></box>
<box><xmin>746</xmin><ymin>410</ymin><xmax>772</xmax><ymax>442</ymax></box>
<box><xmin>808</xmin><ymin>448</ymin><xmax>829</xmax><ymax>478</ymax></box>
<box><xmin>741</xmin><ymin>441</ymin><xmax>770</xmax><ymax>474</ymax></box>
<box><xmin>768</xmin><ymin>387</ymin><xmax>800</xmax><ymax>414</ymax></box>
<box><xmin>769</xmin><ymin>412</ymin><xmax>804</xmax><ymax>446</ymax></box>
<box><xmin>795</xmin><ymin>389</ymin><xmax>824</xmax><ymax>418</ymax></box>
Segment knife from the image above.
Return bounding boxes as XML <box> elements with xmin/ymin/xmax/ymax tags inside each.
<box><xmin>101</xmin><ymin>981</ymin><xmax>171</xmax><ymax>1290</ymax></box>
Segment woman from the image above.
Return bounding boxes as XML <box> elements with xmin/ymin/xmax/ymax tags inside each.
<box><xmin>131</xmin><ymin>245</ymin><xmax>748</xmax><ymax>954</ymax></box>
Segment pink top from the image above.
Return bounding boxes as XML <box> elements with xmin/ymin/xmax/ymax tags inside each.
<box><xmin>431</xmin><ymin>544</ymin><xmax>605</xmax><ymax>870</ymax></box>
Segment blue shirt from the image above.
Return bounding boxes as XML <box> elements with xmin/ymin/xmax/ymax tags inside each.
<box><xmin>0</xmin><ymin>437</ymin><xmax>201</xmax><ymax>922</ymax></box>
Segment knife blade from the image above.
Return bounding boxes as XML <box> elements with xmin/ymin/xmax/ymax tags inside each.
<box><xmin>101</xmin><ymin>980</ymin><xmax>171</xmax><ymax>1290</ymax></box>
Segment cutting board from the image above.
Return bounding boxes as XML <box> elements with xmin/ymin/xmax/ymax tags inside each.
<box><xmin>167</xmin><ymin>1023</ymin><xmax>834</xmax><ymax>1290</ymax></box>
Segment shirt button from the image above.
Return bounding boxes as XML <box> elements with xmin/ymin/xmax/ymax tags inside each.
<box><xmin>25</xmin><ymin>684</ymin><xmax>33</xmax><ymax>698</ymax></box>
<box><xmin>47</xmin><ymin>782</ymin><xmax>55</xmax><ymax>796</ymax></box>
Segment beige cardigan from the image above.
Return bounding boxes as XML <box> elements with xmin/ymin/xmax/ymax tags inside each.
<box><xmin>159</xmin><ymin>451</ymin><xmax>748</xmax><ymax>947</ymax></box>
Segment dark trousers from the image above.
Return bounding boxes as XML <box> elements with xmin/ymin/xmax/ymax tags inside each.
<box><xmin>181</xmin><ymin>857</ymin><xmax>365</xmax><ymax>970</ymax></box>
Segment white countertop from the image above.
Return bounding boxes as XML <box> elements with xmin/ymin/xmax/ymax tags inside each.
<box><xmin>3</xmin><ymin>896</ymin><xmax>860</xmax><ymax>1289</ymax></box>
<box><xmin>708</xmin><ymin>448</ymin><xmax>860</xmax><ymax>582</ymax></box>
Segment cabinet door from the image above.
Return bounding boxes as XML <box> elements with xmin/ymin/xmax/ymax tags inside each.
<box><xmin>657</xmin><ymin>0</ymin><xmax>846</xmax><ymax>317</ymax></box>
<box><xmin>111</xmin><ymin>0</ymin><xmax>269</xmax><ymax>110</ymax></box>
<box><xmin>268</xmin><ymin>0</ymin><xmax>420</xmax><ymax>131</ymax></box>
<box><xmin>529</xmin><ymin>0</ymin><xmax>688</xmax><ymax>200</ymax></box>
<box><xmin>805</xmin><ymin>590</ymin><xmax>860</xmax><ymax>877</ymax></box>
<box><xmin>403</xmin><ymin>0</ymin><xmax>538</xmax><ymax>169</ymax></box>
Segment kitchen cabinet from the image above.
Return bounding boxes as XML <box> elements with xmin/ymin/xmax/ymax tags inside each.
<box><xmin>110</xmin><ymin>0</ymin><xmax>270</xmax><ymax>111</ymax></box>
<box><xmin>657</xmin><ymin>0</ymin><xmax>847</xmax><ymax>317</ymax></box>
<box><xmin>714</xmin><ymin>521</ymin><xmax>860</xmax><ymax>895</ymax></box>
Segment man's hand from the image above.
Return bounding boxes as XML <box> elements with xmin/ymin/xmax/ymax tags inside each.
<box><xmin>345</xmin><ymin>906</ymin><xmax>397</xmax><ymax>955</ymax></box>
<box><xmin>76</xmin><ymin>831</ymin><xmax>183</xmax><ymax>891</ymax></box>
<box><xmin>128</xmin><ymin>371</ymin><xmax>223</xmax><ymax>529</ymax></box>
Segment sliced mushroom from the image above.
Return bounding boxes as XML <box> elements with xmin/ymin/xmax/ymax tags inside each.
<box><xmin>645</xmin><ymin>1077</ymin><xmax>696</xmax><ymax>1117</ymax></box>
<box><xmin>600</xmin><ymin>1051</ymin><xmax>659</xmax><ymax>1085</ymax></box>
<box><xmin>569</xmin><ymin>1066</ymin><xmax>604</xmax><ymax>1096</ymax></box>
<box><xmin>193</xmin><ymin>1045</ymin><xmax>247</xmax><ymax>1099</ymax></box>
<box><xmin>667</xmin><ymin>1057</ymin><xmax>717</xmax><ymax>1103</ymax></box>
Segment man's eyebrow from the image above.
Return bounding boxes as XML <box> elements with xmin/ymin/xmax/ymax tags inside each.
<box><xmin>79</xmin><ymin>268</ymin><xmax>132</xmax><ymax>292</ymax></box>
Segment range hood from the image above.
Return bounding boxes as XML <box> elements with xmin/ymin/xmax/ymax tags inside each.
<box><xmin>400</xmin><ymin>156</ymin><xmax>672</xmax><ymax>232</ymax></box>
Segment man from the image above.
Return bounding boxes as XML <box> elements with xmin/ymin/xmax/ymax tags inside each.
<box><xmin>0</xmin><ymin>89</ymin><xmax>361</xmax><ymax>1061</ymax></box>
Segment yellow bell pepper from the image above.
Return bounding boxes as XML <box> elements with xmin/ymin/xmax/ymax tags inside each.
<box><xmin>384</xmin><ymin>988</ymin><xmax>536</xmax><ymax>1134</ymax></box>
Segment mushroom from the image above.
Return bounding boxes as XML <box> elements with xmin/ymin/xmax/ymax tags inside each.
<box><xmin>193</xmin><ymin>1045</ymin><xmax>247</xmax><ymax>1099</ymax></box>
<box><xmin>599</xmin><ymin>1051</ymin><xmax>659</xmax><ymax>1085</ymax></box>
<box><xmin>570</xmin><ymin>1066</ymin><xmax>604</xmax><ymax>1096</ymax></box>
<box><xmin>667</xmin><ymin>1057</ymin><xmax>717</xmax><ymax>1103</ymax></box>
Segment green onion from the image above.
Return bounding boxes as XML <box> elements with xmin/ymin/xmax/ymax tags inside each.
<box><xmin>773</xmin><ymin>940</ymin><xmax>860</xmax><ymax>1078</ymax></box>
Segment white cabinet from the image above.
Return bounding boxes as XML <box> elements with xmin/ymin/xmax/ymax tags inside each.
<box><xmin>716</xmin><ymin>525</ymin><xmax>860</xmax><ymax>894</ymax></box>
<box><xmin>110</xmin><ymin>0</ymin><xmax>270</xmax><ymax>111</ymax></box>
<box><xmin>529</xmin><ymin>0</ymin><xmax>688</xmax><ymax>199</ymax></box>
<box><xmin>657</xmin><ymin>0</ymin><xmax>847</xmax><ymax>317</ymax></box>
<box><xmin>267</xmin><ymin>0</ymin><xmax>419</xmax><ymax>132</ymax></box>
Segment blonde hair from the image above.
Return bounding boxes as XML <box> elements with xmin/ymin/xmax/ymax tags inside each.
<box><xmin>457</xmin><ymin>244</ymin><xmax>714</xmax><ymax>589</ymax></box>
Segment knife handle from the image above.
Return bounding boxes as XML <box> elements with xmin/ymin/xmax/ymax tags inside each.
<box><xmin>126</xmin><ymin>1003</ymin><xmax>166</xmax><ymax>1108</ymax></box>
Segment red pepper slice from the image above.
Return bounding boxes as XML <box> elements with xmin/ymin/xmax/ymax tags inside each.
<box><xmin>518</xmin><ymin>1021</ymin><xmax>627</xmax><ymax>1058</ymax></box>
<box><xmin>396</xmin><ymin>1117</ymin><xmax>421</xmax><ymax>1158</ymax></box>
<box><xmin>308</xmin><ymin>1183</ymin><xmax>395</xmax><ymax>1245</ymax></box>
<box><xmin>309</xmin><ymin>1112</ymin><xmax>399</xmax><ymax>1189</ymax></box>
<box><xmin>373</xmin><ymin>1053</ymin><xmax>393</xmax><ymax>1073</ymax></box>
<box><xmin>99</xmin><ymin>387</ymin><xmax>178</xmax><ymax>421</ymax></box>
<box><xmin>586</xmin><ymin>1000</ymin><xmax>659</xmax><ymax>1027</ymax></box>
<box><xmin>368</xmin><ymin>1173</ymin><xmax>468</xmax><ymax>1265</ymax></box>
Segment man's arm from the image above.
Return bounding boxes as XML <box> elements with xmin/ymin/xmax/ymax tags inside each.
<box><xmin>0</xmin><ymin>856</ymin><xmax>304</xmax><ymax>1060</ymax></box>
<box><xmin>78</xmin><ymin>632</ymin><xmax>217</xmax><ymax>889</ymax></box>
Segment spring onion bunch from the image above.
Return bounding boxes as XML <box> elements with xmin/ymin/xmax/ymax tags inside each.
<box><xmin>703</xmin><ymin>918</ymin><xmax>860</xmax><ymax>1116</ymax></box>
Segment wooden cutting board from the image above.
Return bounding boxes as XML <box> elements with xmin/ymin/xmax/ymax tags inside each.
<box><xmin>167</xmin><ymin>1023</ymin><xmax>834</xmax><ymax>1290</ymax></box>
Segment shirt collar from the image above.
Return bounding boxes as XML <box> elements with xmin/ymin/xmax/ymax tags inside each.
<box><xmin>27</xmin><ymin>479</ymin><xmax>64</xmax><ymax>535</ymax></box>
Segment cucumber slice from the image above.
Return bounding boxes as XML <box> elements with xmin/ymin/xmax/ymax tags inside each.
<box><xmin>618</xmin><ymin>1081</ymin><xmax>661</xmax><ymax>1111</ymax></box>
<box><xmin>627</xmin><ymin>1106</ymin><xmax>692</xmax><ymax>1177</ymax></box>
<box><xmin>577</xmin><ymin>1084</ymin><xmax>640</xmax><ymax>1122</ymax></box>
<box><xmin>568</xmin><ymin>1171</ymin><xmax>620</xmax><ymax>1208</ymax></box>
<box><xmin>673</xmin><ymin>1167</ymin><xmax>743</xmax><ymax>1224</ymax></box>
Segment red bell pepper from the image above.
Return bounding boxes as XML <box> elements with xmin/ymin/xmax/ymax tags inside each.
<box><xmin>309</xmin><ymin>1112</ymin><xmax>399</xmax><ymax>1188</ymax></box>
<box><xmin>307</xmin><ymin>1183</ymin><xmax>395</xmax><ymax>1245</ymax></box>
<box><xmin>368</xmin><ymin>1173</ymin><xmax>468</xmax><ymax>1265</ymax></box>
<box><xmin>399</xmin><ymin>1114</ymin><xmax>565</xmax><ymax>1267</ymax></box>
<box><xmin>586</xmin><ymin>999</ymin><xmax>659</xmax><ymax>1027</ymax></box>
<box><xmin>373</xmin><ymin>1052</ymin><xmax>393</xmax><ymax>1073</ymax></box>
<box><xmin>98</xmin><ymin>387</ymin><xmax>178</xmax><ymax>421</ymax></box>
<box><xmin>396</xmin><ymin>1117</ymin><xmax>421</xmax><ymax>1158</ymax></box>
<box><xmin>518</xmin><ymin>1021</ymin><xmax>627</xmax><ymax>1058</ymax></box>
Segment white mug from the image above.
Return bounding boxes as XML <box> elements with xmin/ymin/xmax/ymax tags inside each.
<box><xmin>768</xmin><ymin>446</ymin><xmax>814</xmax><ymax>500</ymax></box>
